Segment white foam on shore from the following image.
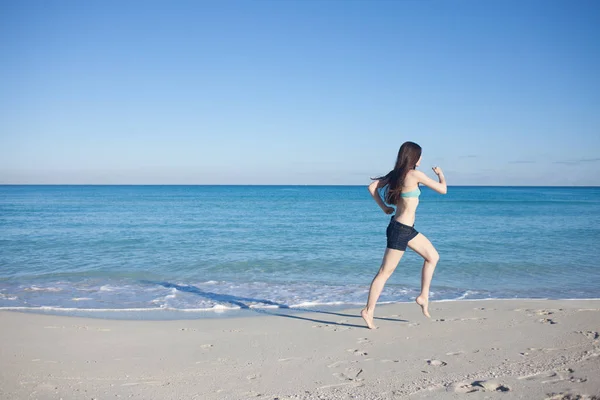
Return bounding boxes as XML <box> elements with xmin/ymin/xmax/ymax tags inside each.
<box><xmin>0</xmin><ymin>305</ymin><xmax>242</xmax><ymax>313</ymax></box>
<box><xmin>435</xmin><ymin>297</ymin><xmax>600</xmax><ymax>302</ymax></box>
<box><xmin>291</xmin><ymin>301</ymin><xmax>351</xmax><ymax>308</ymax></box>
<box><xmin>3</xmin><ymin>296</ymin><xmax>600</xmax><ymax>321</ymax></box>
<box><xmin>248</xmin><ymin>304</ymin><xmax>280</xmax><ymax>309</ymax></box>
<box><xmin>24</xmin><ymin>286</ymin><xmax>62</xmax><ymax>292</ymax></box>
<box><xmin>455</xmin><ymin>290</ymin><xmax>479</xmax><ymax>300</ymax></box>
<box><xmin>211</xmin><ymin>304</ymin><xmax>240</xmax><ymax>312</ymax></box>
<box><xmin>434</xmin><ymin>297</ymin><xmax>546</xmax><ymax>303</ymax></box>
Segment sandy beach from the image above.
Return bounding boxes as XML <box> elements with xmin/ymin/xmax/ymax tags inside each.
<box><xmin>1</xmin><ymin>299</ymin><xmax>599</xmax><ymax>400</ymax></box>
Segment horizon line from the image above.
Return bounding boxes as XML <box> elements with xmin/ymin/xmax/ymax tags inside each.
<box><xmin>1</xmin><ymin>184</ymin><xmax>599</xmax><ymax>188</ymax></box>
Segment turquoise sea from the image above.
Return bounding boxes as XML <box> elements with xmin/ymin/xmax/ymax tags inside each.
<box><xmin>1</xmin><ymin>185</ymin><xmax>599</xmax><ymax>319</ymax></box>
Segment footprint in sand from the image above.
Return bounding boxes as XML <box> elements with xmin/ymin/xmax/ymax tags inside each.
<box><xmin>333</xmin><ymin>367</ymin><xmax>363</xmax><ymax>382</ymax></box>
<box><xmin>569</xmin><ymin>377</ymin><xmax>588</xmax><ymax>383</ymax></box>
<box><xmin>545</xmin><ymin>393</ymin><xmax>597</xmax><ymax>400</ymax></box>
<box><xmin>473</xmin><ymin>380</ymin><xmax>510</xmax><ymax>392</ymax></box>
<box><xmin>347</xmin><ymin>349</ymin><xmax>368</xmax><ymax>356</ymax></box>
<box><xmin>356</xmin><ymin>337</ymin><xmax>372</xmax><ymax>345</ymax></box>
<box><xmin>519</xmin><ymin>368</ymin><xmax>587</xmax><ymax>385</ymax></box>
<box><xmin>515</xmin><ymin>308</ymin><xmax>562</xmax><ymax>315</ymax></box>
<box><xmin>579</xmin><ymin>331</ymin><xmax>599</xmax><ymax>340</ymax></box>
<box><xmin>540</xmin><ymin>318</ymin><xmax>558</xmax><ymax>325</ymax></box>
<box><xmin>526</xmin><ymin>347</ymin><xmax>559</xmax><ymax>354</ymax></box>
<box><xmin>446</xmin><ymin>379</ymin><xmax>510</xmax><ymax>393</ymax></box>
<box><xmin>246</xmin><ymin>373</ymin><xmax>260</xmax><ymax>381</ymax></box>
<box><xmin>312</xmin><ymin>324</ymin><xmax>350</xmax><ymax>332</ymax></box>
<box><xmin>446</xmin><ymin>351</ymin><xmax>465</xmax><ymax>356</ymax></box>
<box><xmin>426</xmin><ymin>359</ymin><xmax>447</xmax><ymax>367</ymax></box>
<box><xmin>200</xmin><ymin>344</ymin><xmax>213</xmax><ymax>349</ymax></box>
<box><xmin>535</xmin><ymin>310</ymin><xmax>555</xmax><ymax>316</ymax></box>
<box><xmin>446</xmin><ymin>381</ymin><xmax>478</xmax><ymax>393</ymax></box>
<box><xmin>436</xmin><ymin>317</ymin><xmax>485</xmax><ymax>322</ymax></box>
<box><xmin>521</xmin><ymin>309</ymin><xmax>563</xmax><ymax>318</ymax></box>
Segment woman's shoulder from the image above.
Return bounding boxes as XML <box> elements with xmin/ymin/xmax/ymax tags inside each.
<box><xmin>404</xmin><ymin>169</ymin><xmax>425</xmax><ymax>188</ymax></box>
<box><xmin>405</xmin><ymin>169</ymin><xmax>422</xmax><ymax>180</ymax></box>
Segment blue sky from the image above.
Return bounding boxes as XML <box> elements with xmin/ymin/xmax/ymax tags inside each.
<box><xmin>1</xmin><ymin>0</ymin><xmax>599</xmax><ymax>185</ymax></box>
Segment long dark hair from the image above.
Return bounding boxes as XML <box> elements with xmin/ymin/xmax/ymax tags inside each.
<box><xmin>373</xmin><ymin>141</ymin><xmax>422</xmax><ymax>204</ymax></box>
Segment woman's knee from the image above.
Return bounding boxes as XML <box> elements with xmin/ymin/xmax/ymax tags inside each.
<box><xmin>427</xmin><ymin>250</ymin><xmax>440</xmax><ymax>264</ymax></box>
<box><xmin>378</xmin><ymin>264</ymin><xmax>396</xmax><ymax>278</ymax></box>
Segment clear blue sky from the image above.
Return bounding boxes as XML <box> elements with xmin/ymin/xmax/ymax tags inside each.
<box><xmin>1</xmin><ymin>0</ymin><xmax>599</xmax><ymax>185</ymax></box>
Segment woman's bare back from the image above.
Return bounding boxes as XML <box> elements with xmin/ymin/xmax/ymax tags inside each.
<box><xmin>394</xmin><ymin>170</ymin><xmax>421</xmax><ymax>225</ymax></box>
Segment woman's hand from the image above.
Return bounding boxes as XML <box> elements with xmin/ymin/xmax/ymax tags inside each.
<box><xmin>383</xmin><ymin>206</ymin><xmax>395</xmax><ymax>215</ymax></box>
<box><xmin>432</xmin><ymin>166</ymin><xmax>444</xmax><ymax>176</ymax></box>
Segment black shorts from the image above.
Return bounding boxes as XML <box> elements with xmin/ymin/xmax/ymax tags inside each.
<box><xmin>386</xmin><ymin>216</ymin><xmax>419</xmax><ymax>251</ymax></box>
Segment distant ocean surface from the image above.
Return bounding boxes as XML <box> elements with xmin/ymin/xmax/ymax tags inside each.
<box><xmin>1</xmin><ymin>185</ymin><xmax>599</xmax><ymax>319</ymax></box>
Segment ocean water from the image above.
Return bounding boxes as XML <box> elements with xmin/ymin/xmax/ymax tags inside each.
<box><xmin>1</xmin><ymin>185</ymin><xmax>599</xmax><ymax>319</ymax></box>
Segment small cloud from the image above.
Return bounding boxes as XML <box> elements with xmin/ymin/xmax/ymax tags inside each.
<box><xmin>554</xmin><ymin>158</ymin><xmax>600</xmax><ymax>166</ymax></box>
<box><xmin>460</xmin><ymin>155</ymin><xmax>478</xmax><ymax>159</ymax></box>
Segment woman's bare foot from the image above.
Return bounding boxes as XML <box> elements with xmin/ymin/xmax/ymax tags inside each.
<box><xmin>361</xmin><ymin>308</ymin><xmax>376</xmax><ymax>329</ymax></box>
<box><xmin>416</xmin><ymin>296</ymin><xmax>430</xmax><ymax>318</ymax></box>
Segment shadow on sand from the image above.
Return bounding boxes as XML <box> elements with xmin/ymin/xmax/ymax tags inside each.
<box><xmin>141</xmin><ymin>280</ymin><xmax>408</xmax><ymax>329</ymax></box>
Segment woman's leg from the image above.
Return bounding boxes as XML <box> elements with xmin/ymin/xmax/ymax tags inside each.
<box><xmin>407</xmin><ymin>233</ymin><xmax>440</xmax><ymax>318</ymax></box>
<box><xmin>361</xmin><ymin>247</ymin><xmax>404</xmax><ymax>329</ymax></box>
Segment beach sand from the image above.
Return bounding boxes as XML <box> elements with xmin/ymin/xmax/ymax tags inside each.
<box><xmin>1</xmin><ymin>299</ymin><xmax>599</xmax><ymax>399</ymax></box>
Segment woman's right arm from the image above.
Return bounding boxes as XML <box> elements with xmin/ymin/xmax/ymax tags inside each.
<box><xmin>413</xmin><ymin>168</ymin><xmax>447</xmax><ymax>194</ymax></box>
<box><xmin>368</xmin><ymin>179</ymin><xmax>394</xmax><ymax>214</ymax></box>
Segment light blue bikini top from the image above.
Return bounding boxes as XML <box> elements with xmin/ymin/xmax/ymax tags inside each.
<box><xmin>400</xmin><ymin>186</ymin><xmax>421</xmax><ymax>198</ymax></box>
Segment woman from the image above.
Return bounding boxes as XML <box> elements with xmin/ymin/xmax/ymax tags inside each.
<box><xmin>361</xmin><ymin>141</ymin><xmax>447</xmax><ymax>329</ymax></box>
